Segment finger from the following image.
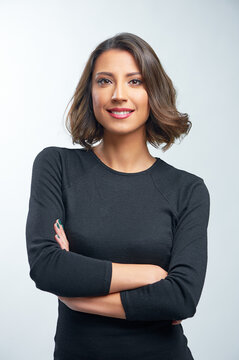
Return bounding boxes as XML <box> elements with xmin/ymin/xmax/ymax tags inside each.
<box><xmin>58</xmin><ymin>219</ymin><xmax>68</xmax><ymax>242</ymax></box>
<box><xmin>54</xmin><ymin>234</ymin><xmax>61</xmax><ymax>247</ymax></box>
<box><xmin>54</xmin><ymin>223</ymin><xmax>64</xmax><ymax>243</ymax></box>
<box><xmin>54</xmin><ymin>220</ymin><xmax>69</xmax><ymax>252</ymax></box>
<box><xmin>56</xmin><ymin>219</ymin><xmax>68</xmax><ymax>242</ymax></box>
<box><xmin>53</xmin><ymin>223</ymin><xmax>66</xmax><ymax>249</ymax></box>
<box><xmin>54</xmin><ymin>222</ymin><xmax>66</xmax><ymax>242</ymax></box>
<box><xmin>57</xmin><ymin>219</ymin><xmax>64</xmax><ymax>232</ymax></box>
<box><xmin>54</xmin><ymin>234</ymin><xmax>65</xmax><ymax>250</ymax></box>
<box><xmin>56</xmin><ymin>220</ymin><xmax>69</xmax><ymax>249</ymax></box>
<box><xmin>56</xmin><ymin>220</ymin><xmax>64</xmax><ymax>236</ymax></box>
<box><xmin>54</xmin><ymin>223</ymin><xmax>68</xmax><ymax>249</ymax></box>
<box><xmin>54</xmin><ymin>226</ymin><xmax>69</xmax><ymax>251</ymax></box>
<box><xmin>54</xmin><ymin>222</ymin><xmax>62</xmax><ymax>236</ymax></box>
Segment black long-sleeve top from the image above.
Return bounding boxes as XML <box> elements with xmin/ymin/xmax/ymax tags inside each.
<box><xmin>25</xmin><ymin>146</ymin><xmax>210</xmax><ymax>360</ymax></box>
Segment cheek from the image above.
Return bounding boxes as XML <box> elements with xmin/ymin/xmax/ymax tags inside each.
<box><xmin>91</xmin><ymin>89</ymin><xmax>100</xmax><ymax>108</ymax></box>
<box><xmin>135</xmin><ymin>91</ymin><xmax>149</xmax><ymax>113</ymax></box>
<box><xmin>92</xmin><ymin>90</ymin><xmax>107</xmax><ymax>113</ymax></box>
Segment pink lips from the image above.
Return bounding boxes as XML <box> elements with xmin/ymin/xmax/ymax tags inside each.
<box><xmin>107</xmin><ymin>109</ymin><xmax>135</xmax><ymax>119</ymax></box>
<box><xmin>107</xmin><ymin>107</ymin><xmax>134</xmax><ymax>112</ymax></box>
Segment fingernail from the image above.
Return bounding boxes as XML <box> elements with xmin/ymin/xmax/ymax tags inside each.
<box><xmin>57</xmin><ymin>223</ymin><xmax>60</xmax><ymax>229</ymax></box>
<box><xmin>57</xmin><ymin>235</ymin><xmax>60</xmax><ymax>238</ymax></box>
<box><xmin>58</xmin><ymin>219</ymin><xmax>62</xmax><ymax>225</ymax></box>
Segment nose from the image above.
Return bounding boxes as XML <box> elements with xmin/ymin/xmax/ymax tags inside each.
<box><xmin>111</xmin><ymin>81</ymin><xmax>127</xmax><ymax>101</ymax></box>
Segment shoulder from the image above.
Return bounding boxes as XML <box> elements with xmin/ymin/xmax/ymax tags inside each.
<box><xmin>152</xmin><ymin>158</ymin><xmax>210</xmax><ymax>217</ymax></box>
<box><xmin>32</xmin><ymin>146</ymin><xmax>97</xmax><ymax>190</ymax></box>
<box><xmin>34</xmin><ymin>145</ymin><xmax>74</xmax><ymax>159</ymax></box>
<box><xmin>33</xmin><ymin>146</ymin><xmax>88</xmax><ymax>166</ymax></box>
<box><xmin>156</xmin><ymin>157</ymin><xmax>204</xmax><ymax>185</ymax></box>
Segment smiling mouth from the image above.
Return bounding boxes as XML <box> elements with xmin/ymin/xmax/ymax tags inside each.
<box><xmin>106</xmin><ymin>110</ymin><xmax>135</xmax><ymax>119</ymax></box>
<box><xmin>107</xmin><ymin>110</ymin><xmax>134</xmax><ymax>114</ymax></box>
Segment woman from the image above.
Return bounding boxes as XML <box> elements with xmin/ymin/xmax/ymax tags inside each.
<box><xmin>26</xmin><ymin>32</ymin><xmax>210</xmax><ymax>359</ymax></box>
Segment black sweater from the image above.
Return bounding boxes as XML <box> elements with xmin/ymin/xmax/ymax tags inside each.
<box><xmin>25</xmin><ymin>146</ymin><xmax>210</xmax><ymax>360</ymax></box>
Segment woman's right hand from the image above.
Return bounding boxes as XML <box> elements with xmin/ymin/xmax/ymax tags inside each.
<box><xmin>54</xmin><ymin>219</ymin><xmax>69</xmax><ymax>252</ymax></box>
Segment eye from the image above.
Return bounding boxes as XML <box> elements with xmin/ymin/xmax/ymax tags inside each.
<box><xmin>96</xmin><ymin>78</ymin><xmax>143</xmax><ymax>86</ymax></box>
<box><xmin>97</xmin><ymin>78</ymin><xmax>111</xmax><ymax>85</ymax></box>
<box><xmin>129</xmin><ymin>79</ymin><xmax>142</xmax><ymax>85</ymax></box>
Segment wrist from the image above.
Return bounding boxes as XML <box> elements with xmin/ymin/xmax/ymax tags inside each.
<box><xmin>151</xmin><ymin>265</ymin><xmax>168</xmax><ymax>283</ymax></box>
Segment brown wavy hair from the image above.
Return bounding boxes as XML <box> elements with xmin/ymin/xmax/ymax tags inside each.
<box><xmin>64</xmin><ymin>32</ymin><xmax>191</xmax><ymax>152</ymax></box>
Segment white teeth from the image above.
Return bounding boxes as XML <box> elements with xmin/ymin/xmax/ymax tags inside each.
<box><xmin>111</xmin><ymin>111</ymin><xmax>131</xmax><ymax>115</ymax></box>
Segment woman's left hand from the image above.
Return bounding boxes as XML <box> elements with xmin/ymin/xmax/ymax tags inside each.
<box><xmin>54</xmin><ymin>219</ymin><xmax>69</xmax><ymax>252</ymax></box>
<box><xmin>172</xmin><ymin>320</ymin><xmax>182</xmax><ymax>325</ymax></box>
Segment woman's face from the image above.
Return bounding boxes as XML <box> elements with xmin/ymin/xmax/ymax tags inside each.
<box><xmin>91</xmin><ymin>49</ymin><xmax>150</xmax><ymax>136</ymax></box>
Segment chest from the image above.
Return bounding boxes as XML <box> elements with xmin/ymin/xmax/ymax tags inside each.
<box><xmin>62</xmin><ymin>174</ymin><xmax>176</xmax><ymax>269</ymax></box>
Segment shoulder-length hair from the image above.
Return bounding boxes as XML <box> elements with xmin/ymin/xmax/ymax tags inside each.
<box><xmin>64</xmin><ymin>32</ymin><xmax>191</xmax><ymax>152</ymax></box>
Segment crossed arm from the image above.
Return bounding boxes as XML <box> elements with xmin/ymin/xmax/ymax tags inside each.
<box><xmin>53</xmin><ymin>219</ymin><xmax>182</xmax><ymax>325</ymax></box>
<box><xmin>27</xmin><ymin>148</ymin><xmax>209</xmax><ymax>325</ymax></box>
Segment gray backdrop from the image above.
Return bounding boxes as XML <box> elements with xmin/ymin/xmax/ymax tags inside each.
<box><xmin>0</xmin><ymin>0</ymin><xmax>238</xmax><ymax>359</ymax></box>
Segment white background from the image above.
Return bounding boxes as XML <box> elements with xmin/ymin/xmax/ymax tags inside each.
<box><xmin>0</xmin><ymin>0</ymin><xmax>238</xmax><ymax>359</ymax></box>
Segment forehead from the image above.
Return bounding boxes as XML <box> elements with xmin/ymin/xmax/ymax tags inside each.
<box><xmin>93</xmin><ymin>49</ymin><xmax>140</xmax><ymax>74</ymax></box>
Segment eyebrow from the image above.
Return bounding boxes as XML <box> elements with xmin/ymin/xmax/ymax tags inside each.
<box><xmin>95</xmin><ymin>71</ymin><xmax>141</xmax><ymax>77</ymax></box>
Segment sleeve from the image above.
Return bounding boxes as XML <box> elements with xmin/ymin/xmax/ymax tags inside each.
<box><xmin>119</xmin><ymin>179</ymin><xmax>210</xmax><ymax>321</ymax></box>
<box><xmin>25</xmin><ymin>146</ymin><xmax>112</xmax><ymax>297</ymax></box>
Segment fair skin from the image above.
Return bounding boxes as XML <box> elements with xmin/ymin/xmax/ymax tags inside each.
<box><xmin>53</xmin><ymin>49</ymin><xmax>182</xmax><ymax>325</ymax></box>
<box><xmin>91</xmin><ymin>48</ymin><xmax>156</xmax><ymax>173</ymax></box>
